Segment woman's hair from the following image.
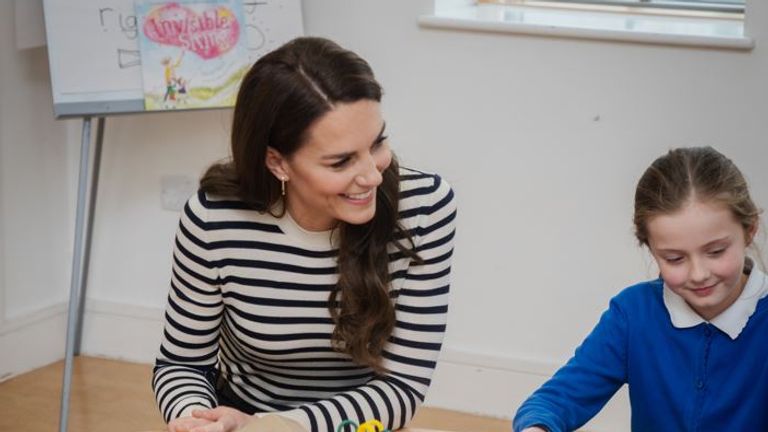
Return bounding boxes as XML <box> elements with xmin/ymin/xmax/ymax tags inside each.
<box><xmin>633</xmin><ymin>146</ymin><xmax>761</xmax><ymax>247</ymax></box>
<box><xmin>200</xmin><ymin>37</ymin><xmax>418</xmax><ymax>372</ymax></box>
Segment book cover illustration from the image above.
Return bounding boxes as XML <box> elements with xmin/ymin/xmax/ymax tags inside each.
<box><xmin>136</xmin><ymin>0</ymin><xmax>250</xmax><ymax>110</ymax></box>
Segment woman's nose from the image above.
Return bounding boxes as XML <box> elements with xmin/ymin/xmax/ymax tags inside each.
<box><xmin>355</xmin><ymin>155</ymin><xmax>383</xmax><ymax>187</ymax></box>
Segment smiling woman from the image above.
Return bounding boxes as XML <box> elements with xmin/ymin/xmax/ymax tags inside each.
<box><xmin>151</xmin><ymin>37</ymin><xmax>457</xmax><ymax>432</ymax></box>
<box><xmin>264</xmin><ymin>100</ymin><xmax>393</xmax><ymax>231</ymax></box>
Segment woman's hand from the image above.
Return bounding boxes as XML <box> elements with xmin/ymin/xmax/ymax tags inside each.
<box><xmin>182</xmin><ymin>406</ymin><xmax>251</xmax><ymax>432</ymax></box>
<box><xmin>167</xmin><ymin>415</ymin><xmax>215</xmax><ymax>432</ymax></box>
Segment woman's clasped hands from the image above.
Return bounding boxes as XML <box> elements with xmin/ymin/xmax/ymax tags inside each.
<box><xmin>167</xmin><ymin>406</ymin><xmax>250</xmax><ymax>432</ymax></box>
<box><xmin>167</xmin><ymin>406</ymin><xmax>306</xmax><ymax>432</ymax></box>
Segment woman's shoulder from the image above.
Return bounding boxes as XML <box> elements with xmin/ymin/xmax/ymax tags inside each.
<box><xmin>398</xmin><ymin>166</ymin><xmax>455</xmax><ymax>210</ymax></box>
<box><xmin>184</xmin><ymin>189</ymin><xmax>277</xmax><ymax>225</ymax></box>
<box><xmin>184</xmin><ymin>189</ymin><xmax>242</xmax><ymax>213</ymax></box>
<box><xmin>396</xmin><ymin>167</ymin><xmax>456</xmax><ymax>241</ymax></box>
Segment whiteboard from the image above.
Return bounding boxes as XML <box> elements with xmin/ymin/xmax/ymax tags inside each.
<box><xmin>42</xmin><ymin>0</ymin><xmax>304</xmax><ymax>118</ymax></box>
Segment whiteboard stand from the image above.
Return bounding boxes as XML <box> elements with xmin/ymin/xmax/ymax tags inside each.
<box><xmin>58</xmin><ymin>116</ymin><xmax>106</xmax><ymax>432</ymax></box>
<box><xmin>42</xmin><ymin>2</ymin><xmax>305</xmax><ymax>428</ymax></box>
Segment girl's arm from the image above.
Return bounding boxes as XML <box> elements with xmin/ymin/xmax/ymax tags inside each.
<box><xmin>513</xmin><ymin>297</ymin><xmax>629</xmax><ymax>432</ymax></box>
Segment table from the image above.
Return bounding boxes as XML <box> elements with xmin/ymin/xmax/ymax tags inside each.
<box><xmin>138</xmin><ymin>429</ymin><xmax>447</xmax><ymax>432</ymax></box>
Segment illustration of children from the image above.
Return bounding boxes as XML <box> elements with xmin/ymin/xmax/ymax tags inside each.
<box><xmin>175</xmin><ymin>77</ymin><xmax>188</xmax><ymax>105</ymax></box>
<box><xmin>161</xmin><ymin>50</ymin><xmax>184</xmax><ymax>105</ymax></box>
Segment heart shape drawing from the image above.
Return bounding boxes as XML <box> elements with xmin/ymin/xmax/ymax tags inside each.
<box><xmin>143</xmin><ymin>3</ymin><xmax>241</xmax><ymax>60</ymax></box>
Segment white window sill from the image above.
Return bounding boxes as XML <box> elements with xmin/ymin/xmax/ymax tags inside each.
<box><xmin>418</xmin><ymin>3</ymin><xmax>754</xmax><ymax>50</ymax></box>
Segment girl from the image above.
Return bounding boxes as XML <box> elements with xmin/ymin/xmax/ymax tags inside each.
<box><xmin>152</xmin><ymin>37</ymin><xmax>457</xmax><ymax>432</ymax></box>
<box><xmin>514</xmin><ymin>147</ymin><xmax>767</xmax><ymax>431</ymax></box>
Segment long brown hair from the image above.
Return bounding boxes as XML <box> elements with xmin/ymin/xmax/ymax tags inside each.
<box><xmin>633</xmin><ymin>146</ymin><xmax>761</xmax><ymax>247</ymax></box>
<box><xmin>201</xmin><ymin>37</ymin><xmax>418</xmax><ymax>372</ymax></box>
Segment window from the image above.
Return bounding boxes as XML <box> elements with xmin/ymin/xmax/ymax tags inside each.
<box><xmin>480</xmin><ymin>0</ymin><xmax>744</xmax><ymax>16</ymax></box>
<box><xmin>422</xmin><ymin>0</ymin><xmax>753</xmax><ymax>50</ymax></box>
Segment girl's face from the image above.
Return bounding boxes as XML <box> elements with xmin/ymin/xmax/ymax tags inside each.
<box><xmin>267</xmin><ymin>100</ymin><xmax>391</xmax><ymax>231</ymax></box>
<box><xmin>646</xmin><ymin>199</ymin><xmax>753</xmax><ymax>321</ymax></box>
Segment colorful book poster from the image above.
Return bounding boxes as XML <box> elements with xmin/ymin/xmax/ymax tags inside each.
<box><xmin>136</xmin><ymin>0</ymin><xmax>250</xmax><ymax>111</ymax></box>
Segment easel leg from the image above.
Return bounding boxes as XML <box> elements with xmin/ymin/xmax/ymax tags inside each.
<box><xmin>58</xmin><ymin>116</ymin><xmax>105</xmax><ymax>432</ymax></box>
<box><xmin>74</xmin><ymin>117</ymin><xmax>104</xmax><ymax>354</ymax></box>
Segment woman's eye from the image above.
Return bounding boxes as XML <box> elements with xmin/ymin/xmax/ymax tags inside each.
<box><xmin>330</xmin><ymin>158</ymin><xmax>350</xmax><ymax>169</ymax></box>
<box><xmin>664</xmin><ymin>257</ymin><xmax>683</xmax><ymax>264</ymax></box>
<box><xmin>372</xmin><ymin>135</ymin><xmax>388</xmax><ymax>150</ymax></box>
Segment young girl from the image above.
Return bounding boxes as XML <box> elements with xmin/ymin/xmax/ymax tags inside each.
<box><xmin>514</xmin><ymin>147</ymin><xmax>767</xmax><ymax>431</ymax></box>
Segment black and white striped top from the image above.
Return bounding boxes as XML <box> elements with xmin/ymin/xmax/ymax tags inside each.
<box><xmin>152</xmin><ymin>168</ymin><xmax>456</xmax><ymax>431</ymax></box>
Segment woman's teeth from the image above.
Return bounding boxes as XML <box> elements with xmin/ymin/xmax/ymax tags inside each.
<box><xmin>345</xmin><ymin>190</ymin><xmax>372</xmax><ymax>200</ymax></box>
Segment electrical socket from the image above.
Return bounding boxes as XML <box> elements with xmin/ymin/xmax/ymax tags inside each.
<box><xmin>161</xmin><ymin>175</ymin><xmax>197</xmax><ymax>211</ymax></box>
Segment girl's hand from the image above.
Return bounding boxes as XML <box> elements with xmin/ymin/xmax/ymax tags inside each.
<box><xmin>167</xmin><ymin>415</ymin><xmax>215</xmax><ymax>432</ymax></box>
<box><xmin>186</xmin><ymin>406</ymin><xmax>251</xmax><ymax>432</ymax></box>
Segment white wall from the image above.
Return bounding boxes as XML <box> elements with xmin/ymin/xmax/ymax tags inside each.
<box><xmin>299</xmin><ymin>2</ymin><xmax>768</xmax><ymax>427</ymax></box>
<box><xmin>3</xmin><ymin>0</ymin><xmax>768</xmax><ymax>429</ymax></box>
<box><xmin>0</xmin><ymin>0</ymin><xmax>80</xmax><ymax>379</ymax></box>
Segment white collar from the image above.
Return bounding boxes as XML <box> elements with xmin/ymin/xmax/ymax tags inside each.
<box><xmin>663</xmin><ymin>262</ymin><xmax>768</xmax><ymax>340</ymax></box>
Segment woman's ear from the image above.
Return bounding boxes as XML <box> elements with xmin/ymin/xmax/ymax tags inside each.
<box><xmin>265</xmin><ymin>147</ymin><xmax>290</xmax><ymax>181</ymax></box>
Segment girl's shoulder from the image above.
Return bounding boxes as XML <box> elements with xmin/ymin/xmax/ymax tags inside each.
<box><xmin>752</xmin><ymin>271</ymin><xmax>768</xmax><ymax>317</ymax></box>
<box><xmin>610</xmin><ymin>278</ymin><xmax>665</xmax><ymax>312</ymax></box>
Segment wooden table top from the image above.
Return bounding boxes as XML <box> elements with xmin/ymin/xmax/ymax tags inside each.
<box><xmin>138</xmin><ymin>429</ymin><xmax>448</xmax><ymax>432</ymax></box>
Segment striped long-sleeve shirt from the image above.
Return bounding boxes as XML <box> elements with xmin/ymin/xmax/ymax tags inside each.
<box><xmin>152</xmin><ymin>167</ymin><xmax>457</xmax><ymax>431</ymax></box>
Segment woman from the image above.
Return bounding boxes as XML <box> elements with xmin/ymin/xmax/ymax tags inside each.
<box><xmin>152</xmin><ymin>37</ymin><xmax>457</xmax><ymax>432</ymax></box>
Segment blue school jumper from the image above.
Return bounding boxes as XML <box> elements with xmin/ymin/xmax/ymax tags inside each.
<box><xmin>513</xmin><ymin>266</ymin><xmax>768</xmax><ymax>432</ymax></box>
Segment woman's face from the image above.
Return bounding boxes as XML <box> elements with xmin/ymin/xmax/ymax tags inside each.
<box><xmin>270</xmin><ymin>99</ymin><xmax>392</xmax><ymax>231</ymax></box>
<box><xmin>646</xmin><ymin>199</ymin><xmax>752</xmax><ymax>321</ymax></box>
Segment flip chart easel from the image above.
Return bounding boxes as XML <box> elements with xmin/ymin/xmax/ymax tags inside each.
<box><xmin>41</xmin><ymin>1</ymin><xmax>304</xmax><ymax>431</ymax></box>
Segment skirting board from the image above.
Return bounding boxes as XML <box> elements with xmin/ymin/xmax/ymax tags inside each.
<box><xmin>79</xmin><ymin>300</ymin><xmax>166</xmax><ymax>364</ymax></box>
<box><xmin>3</xmin><ymin>300</ymin><xmax>631</xmax><ymax>430</ymax></box>
<box><xmin>426</xmin><ymin>349</ymin><xmax>630</xmax><ymax>430</ymax></box>
<box><xmin>0</xmin><ymin>302</ymin><xmax>68</xmax><ymax>381</ymax></box>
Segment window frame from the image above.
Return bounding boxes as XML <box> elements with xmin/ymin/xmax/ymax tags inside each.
<box><xmin>478</xmin><ymin>0</ymin><xmax>744</xmax><ymax>17</ymax></box>
<box><xmin>422</xmin><ymin>0</ymin><xmax>753</xmax><ymax>51</ymax></box>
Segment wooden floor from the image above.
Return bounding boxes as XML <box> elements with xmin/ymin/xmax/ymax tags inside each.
<box><xmin>0</xmin><ymin>357</ymin><xmax>510</xmax><ymax>432</ymax></box>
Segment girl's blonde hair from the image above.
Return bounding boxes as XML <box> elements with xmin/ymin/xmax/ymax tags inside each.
<box><xmin>633</xmin><ymin>147</ymin><xmax>761</xmax><ymax>249</ymax></box>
